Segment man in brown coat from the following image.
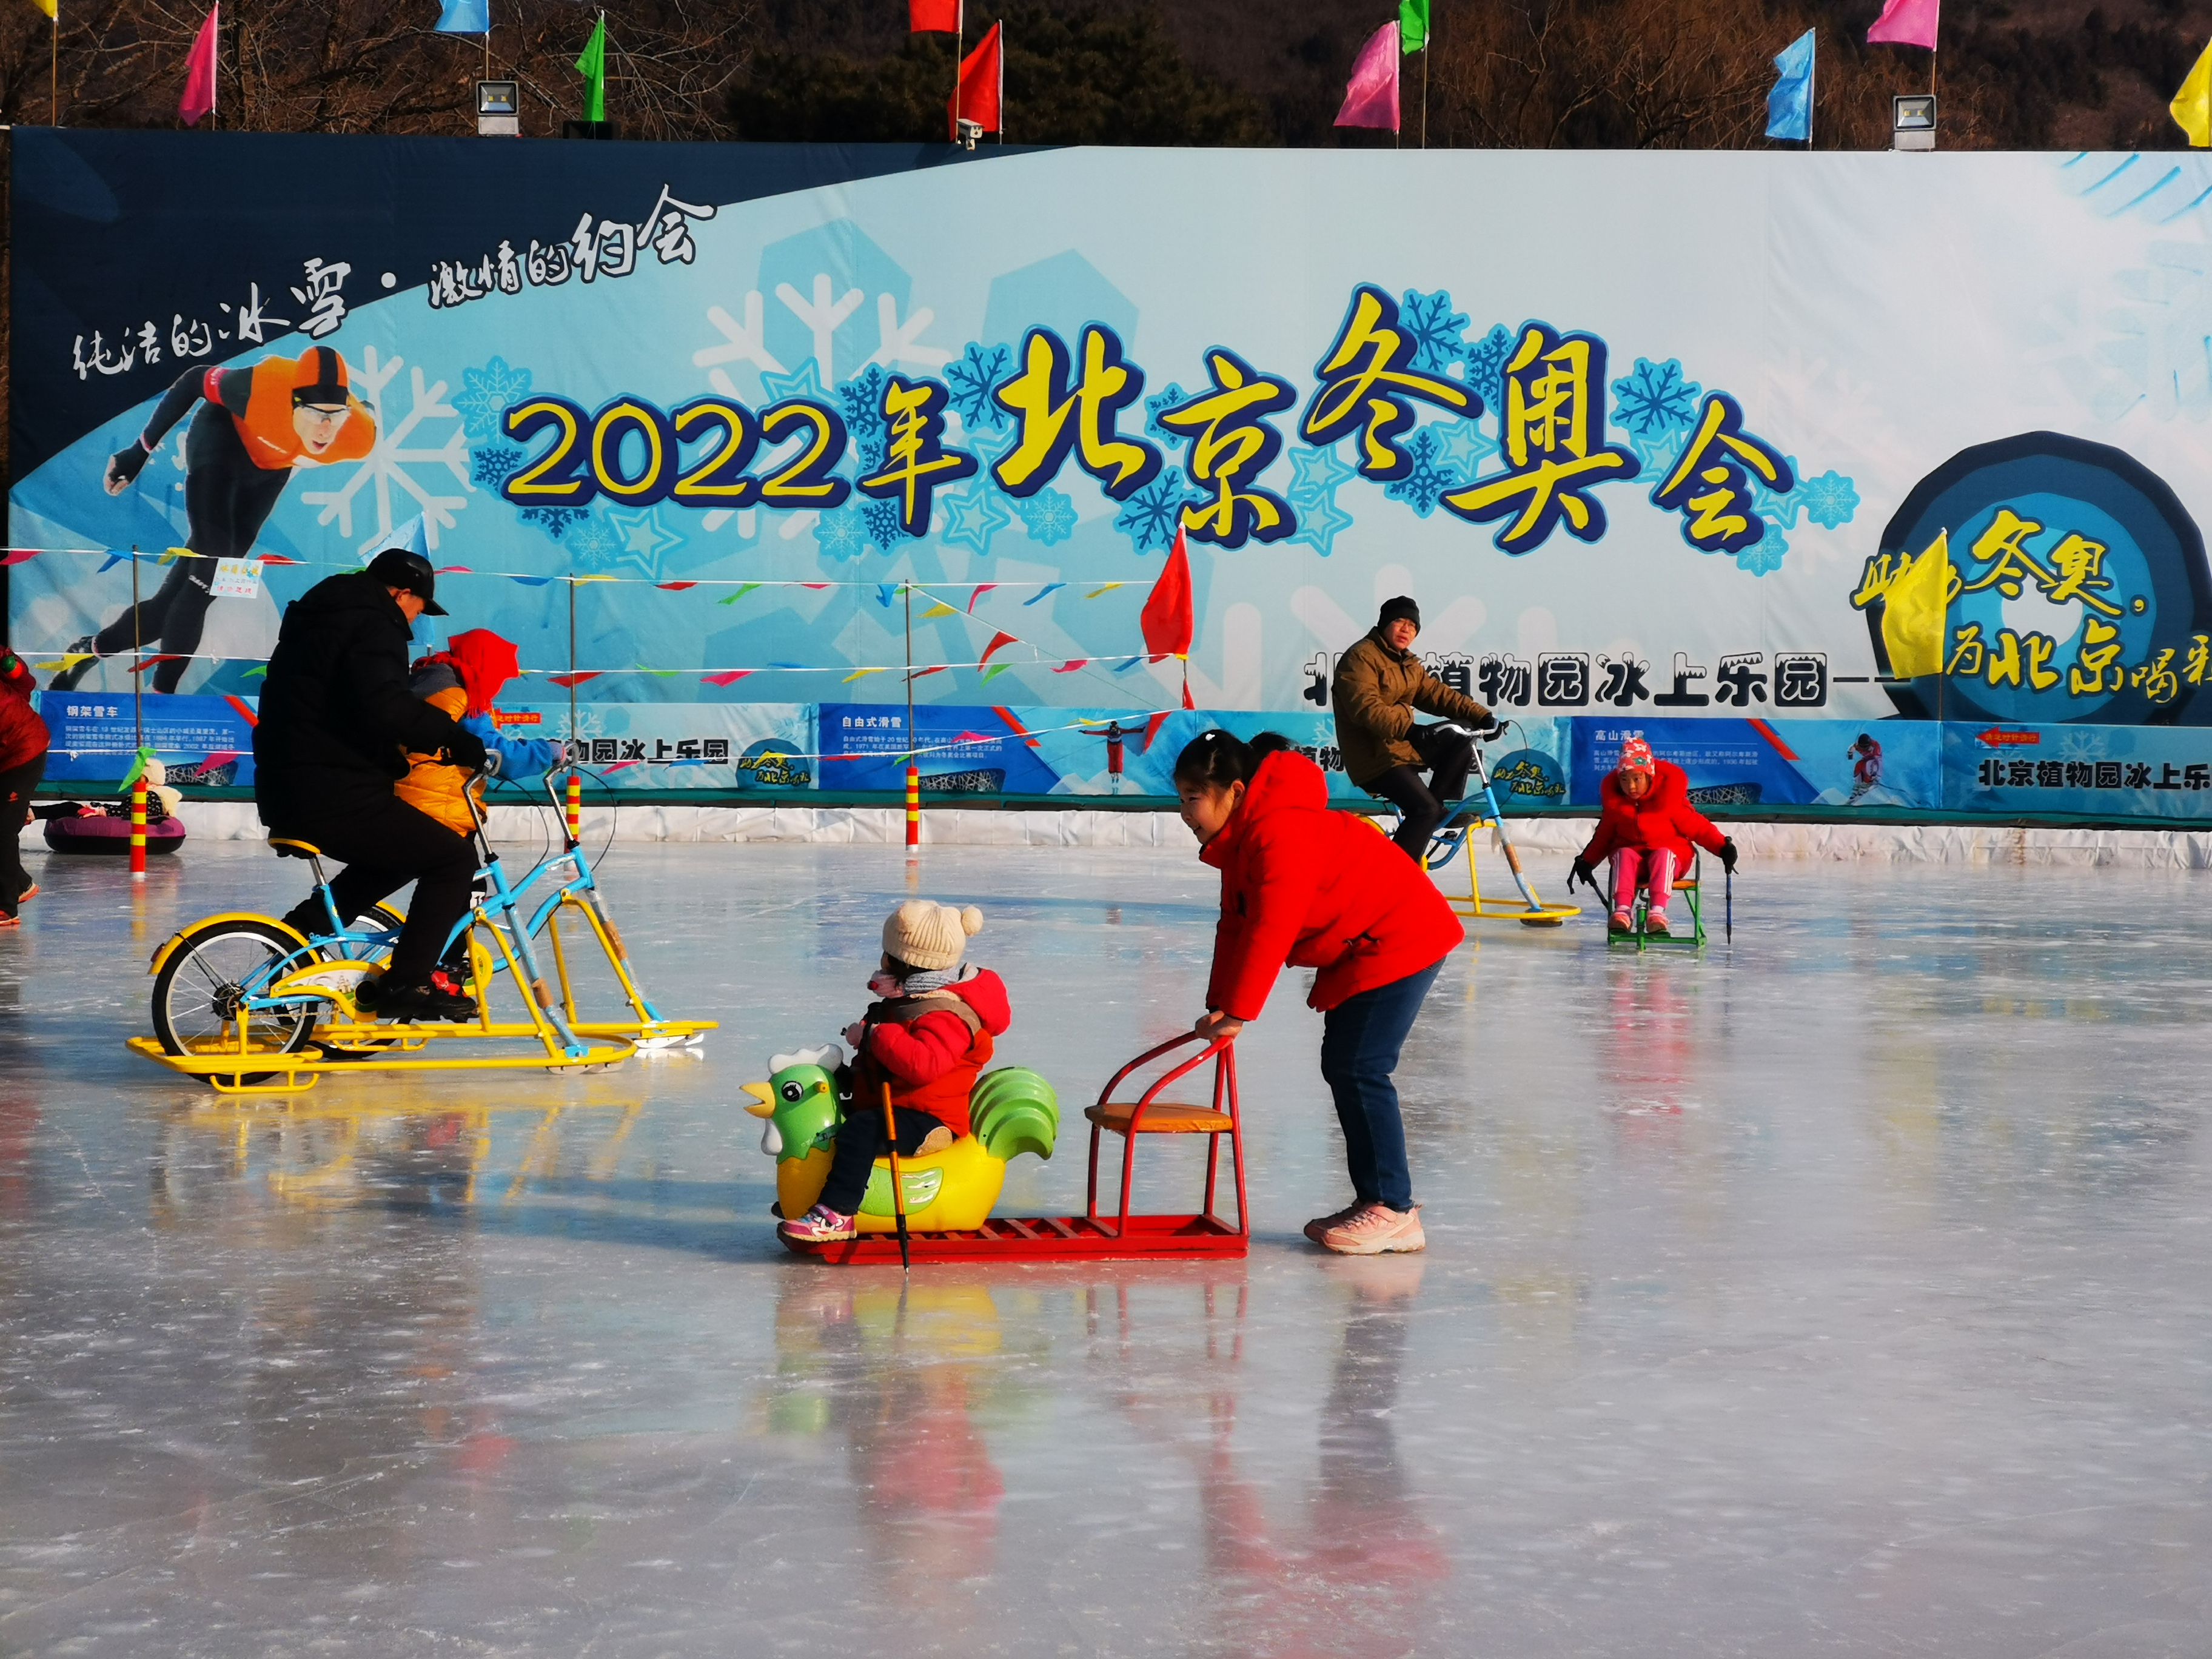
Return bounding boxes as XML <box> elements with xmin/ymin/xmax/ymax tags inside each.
<box><xmin>1332</xmin><ymin>596</ymin><xmax>1495</xmax><ymax>860</ymax></box>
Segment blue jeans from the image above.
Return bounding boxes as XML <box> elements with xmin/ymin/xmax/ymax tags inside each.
<box><xmin>1318</xmin><ymin>960</ymin><xmax>1444</xmax><ymax>1212</ymax></box>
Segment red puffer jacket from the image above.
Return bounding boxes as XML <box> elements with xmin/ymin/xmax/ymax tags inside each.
<box><xmin>1201</xmin><ymin>750</ymin><xmax>1463</xmax><ymax>1019</ymax></box>
<box><xmin>1579</xmin><ymin>760</ymin><xmax>1727</xmax><ymax>871</ymax></box>
<box><xmin>852</xmin><ymin>969</ymin><xmax>1011</xmax><ymax>1138</ymax></box>
<box><xmin>0</xmin><ymin>657</ymin><xmax>49</xmax><ymax>773</ymax></box>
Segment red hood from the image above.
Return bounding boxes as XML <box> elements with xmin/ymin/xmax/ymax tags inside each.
<box><xmin>1600</xmin><ymin>758</ymin><xmax>1688</xmax><ymax>810</ymax></box>
<box><xmin>1201</xmin><ymin>749</ymin><xmax>1327</xmax><ymax>869</ymax></box>
<box><xmin>948</xmin><ymin>968</ymin><xmax>1011</xmax><ymax>1036</ymax></box>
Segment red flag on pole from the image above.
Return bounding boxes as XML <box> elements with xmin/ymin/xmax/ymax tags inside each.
<box><xmin>948</xmin><ymin>21</ymin><xmax>1002</xmax><ymax>139</ymax></box>
<box><xmin>911</xmin><ymin>0</ymin><xmax>959</xmax><ymax>31</ymax></box>
<box><xmin>179</xmin><ymin>2</ymin><xmax>219</xmax><ymax>127</ymax></box>
<box><xmin>1141</xmin><ymin>526</ymin><xmax>1195</xmax><ymax>663</ymax></box>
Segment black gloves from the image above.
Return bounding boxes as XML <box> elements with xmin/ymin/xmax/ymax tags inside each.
<box><xmin>1567</xmin><ymin>856</ymin><xmax>1597</xmax><ymax>894</ymax></box>
<box><xmin>444</xmin><ymin>728</ymin><xmax>489</xmax><ymax>772</ymax></box>
<box><xmin>106</xmin><ymin>443</ymin><xmax>149</xmax><ymax>491</ymax></box>
<box><xmin>1718</xmin><ymin>837</ymin><xmax>1739</xmax><ymax>874</ymax></box>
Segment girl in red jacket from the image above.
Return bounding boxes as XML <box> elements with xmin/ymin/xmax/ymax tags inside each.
<box><xmin>1176</xmin><ymin>730</ymin><xmax>1463</xmax><ymax>1256</ymax></box>
<box><xmin>0</xmin><ymin>653</ymin><xmax>50</xmax><ymax>926</ymax></box>
<box><xmin>780</xmin><ymin>900</ymin><xmax>1012</xmax><ymax>1244</ymax></box>
<box><xmin>1570</xmin><ymin>737</ymin><xmax>1737</xmax><ymax>936</ymax></box>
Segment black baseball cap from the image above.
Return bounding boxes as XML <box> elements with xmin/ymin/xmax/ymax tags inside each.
<box><xmin>367</xmin><ymin>548</ymin><xmax>448</xmax><ymax>615</ymax></box>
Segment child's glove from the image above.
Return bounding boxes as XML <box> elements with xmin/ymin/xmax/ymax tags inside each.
<box><xmin>1567</xmin><ymin>855</ymin><xmax>1597</xmax><ymax>894</ymax></box>
<box><xmin>1718</xmin><ymin>837</ymin><xmax>1739</xmax><ymax>874</ymax></box>
<box><xmin>445</xmin><ymin>728</ymin><xmax>489</xmax><ymax>771</ymax></box>
<box><xmin>842</xmin><ymin>1020</ymin><xmax>868</xmax><ymax>1051</ymax></box>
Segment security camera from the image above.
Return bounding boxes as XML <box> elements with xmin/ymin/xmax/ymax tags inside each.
<box><xmin>956</xmin><ymin>117</ymin><xmax>983</xmax><ymax>150</ymax></box>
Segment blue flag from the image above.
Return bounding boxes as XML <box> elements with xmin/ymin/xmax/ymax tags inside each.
<box><xmin>435</xmin><ymin>0</ymin><xmax>489</xmax><ymax>33</ymax></box>
<box><xmin>1766</xmin><ymin>29</ymin><xmax>1815</xmax><ymax>142</ymax></box>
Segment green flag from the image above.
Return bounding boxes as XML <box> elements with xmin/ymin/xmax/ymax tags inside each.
<box><xmin>575</xmin><ymin>14</ymin><xmax>607</xmax><ymax>123</ymax></box>
<box><xmin>1399</xmin><ymin>0</ymin><xmax>1429</xmax><ymax>52</ymax></box>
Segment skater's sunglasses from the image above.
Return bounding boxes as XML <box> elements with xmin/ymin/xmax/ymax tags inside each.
<box><xmin>295</xmin><ymin>402</ymin><xmax>350</xmax><ymax>420</ymax></box>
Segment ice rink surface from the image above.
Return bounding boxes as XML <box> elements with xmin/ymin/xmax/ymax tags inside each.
<box><xmin>3</xmin><ymin>834</ymin><xmax>2210</xmax><ymax>1657</ymax></box>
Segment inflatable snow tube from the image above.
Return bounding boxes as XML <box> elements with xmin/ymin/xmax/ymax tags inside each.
<box><xmin>42</xmin><ymin>813</ymin><xmax>187</xmax><ymax>856</ymax></box>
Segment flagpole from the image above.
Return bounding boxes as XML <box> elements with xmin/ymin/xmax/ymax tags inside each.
<box><xmin>50</xmin><ymin>6</ymin><xmax>58</xmax><ymax>128</ymax></box>
<box><xmin>1808</xmin><ymin>34</ymin><xmax>1815</xmax><ymax>149</ymax></box>
<box><xmin>997</xmin><ymin>18</ymin><xmax>1005</xmax><ymax>141</ymax></box>
<box><xmin>953</xmin><ymin>0</ymin><xmax>963</xmax><ymax>136</ymax></box>
<box><xmin>1420</xmin><ymin>5</ymin><xmax>1429</xmax><ymax>149</ymax></box>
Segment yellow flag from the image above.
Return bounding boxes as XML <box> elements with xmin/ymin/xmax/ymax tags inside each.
<box><xmin>28</xmin><ymin>0</ymin><xmax>55</xmax><ymax>19</ymax></box>
<box><xmin>2173</xmin><ymin>36</ymin><xmax>2212</xmax><ymax>146</ymax></box>
<box><xmin>1880</xmin><ymin>529</ymin><xmax>1951</xmax><ymax>679</ymax></box>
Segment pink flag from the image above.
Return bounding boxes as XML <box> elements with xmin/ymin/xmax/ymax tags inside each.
<box><xmin>1866</xmin><ymin>0</ymin><xmax>1938</xmax><ymax>50</ymax></box>
<box><xmin>1335</xmin><ymin>21</ymin><xmax>1400</xmax><ymax>131</ymax></box>
<box><xmin>179</xmin><ymin>4</ymin><xmax>219</xmax><ymax>127</ymax></box>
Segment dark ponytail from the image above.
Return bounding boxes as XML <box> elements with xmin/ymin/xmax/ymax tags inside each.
<box><xmin>1171</xmin><ymin>728</ymin><xmax>1296</xmax><ymax>789</ymax></box>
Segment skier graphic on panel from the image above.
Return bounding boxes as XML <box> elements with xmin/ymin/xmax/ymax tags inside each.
<box><xmin>52</xmin><ymin>347</ymin><xmax>377</xmax><ymax>694</ymax></box>
<box><xmin>1846</xmin><ymin>732</ymin><xmax>1883</xmax><ymax>805</ymax></box>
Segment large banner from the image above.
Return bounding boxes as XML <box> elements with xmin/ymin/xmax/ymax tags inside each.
<box><xmin>13</xmin><ymin>133</ymin><xmax>2212</xmax><ymax>816</ymax></box>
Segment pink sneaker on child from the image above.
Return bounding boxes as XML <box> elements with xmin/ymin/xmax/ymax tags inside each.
<box><xmin>1609</xmin><ymin>910</ymin><xmax>1633</xmax><ymax>934</ymax></box>
<box><xmin>1646</xmin><ymin>910</ymin><xmax>1671</xmax><ymax>936</ymax></box>
<box><xmin>780</xmin><ymin>1204</ymin><xmax>855</xmax><ymax>1242</ymax></box>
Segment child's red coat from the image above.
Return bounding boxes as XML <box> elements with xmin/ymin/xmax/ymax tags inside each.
<box><xmin>1579</xmin><ymin>760</ymin><xmax>1728</xmax><ymax>871</ymax></box>
<box><xmin>857</xmin><ymin>970</ymin><xmax>1011</xmax><ymax>1138</ymax></box>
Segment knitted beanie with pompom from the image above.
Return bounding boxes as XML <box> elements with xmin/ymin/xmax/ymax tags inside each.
<box><xmin>882</xmin><ymin>900</ymin><xmax>984</xmax><ymax>972</ymax></box>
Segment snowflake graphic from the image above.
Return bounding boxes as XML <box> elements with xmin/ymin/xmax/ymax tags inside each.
<box><xmin>1383</xmin><ymin>427</ymin><xmax>1458</xmax><ymax>519</ymax></box>
<box><xmin>452</xmin><ymin>356</ymin><xmax>531</xmax><ymax>443</ymax></box>
<box><xmin>1284</xmin><ymin>442</ymin><xmax>1358</xmax><ymax>557</ymax></box>
<box><xmin>859</xmin><ymin>497</ymin><xmax>911</xmax><ymax>549</ymax></box>
<box><xmin>839</xmin><ymin>364</ymin><xmax>891</xmax><ymax>471</ymax></box>
<box><xmin>1798</xmin><ymin>470</ymin><xmax>1860</xmax><ymax>530</ymax></box>
<box><xmin>816</xmin><ymin>507</ymin><xmax>872</xmax><ymax>563</ymax></box>
<box><xmin>1462</xmin><ymin>326</ymin><xmax>1515</xmax><ymax>412</ymax></box>
<box><xmin>297</xmin><ymin>347</ymin><xmax>471</xmax><ymax>555</ymax></box>
<box><xmin>471</xmin><ymin>443</ymin><xmax>523</xmax><ymax>488</ymax></box>
<box><xmin>1748</xmin><ymin>455</ymin><xmax>1803</xmax><ymax>532</ymax></box>
<box><xmin>566</xmin><ymin>514</ymin><xmax>624</xmax><ymax>572</ymax></box>
<box><xmin>1114</xmin><ymin>475</ymin><xmax>1195</xmax><ymax>554</ymax></box>
<box><xmin>519</xmin><ymin>506</ymin><xmax>588</xmax><ymax>541</ymax></box>
<box><xmin>1401</xmin><ymin>290</ymin><xmax>1470</xmax><ymax>376</ymax></box>
<box><xmin>944</xmin><ymin>341</ymin><xmax>1014</xmax><ymax>431</ymax></box>
<box><xmin>1735</xmin><ymin>518</ymin><xmax>1790</xmax><ymax>577</ymax></box>
<box><xmin>1145</xmin><ymin>383</ymin><xmax>1190</xmax><ymax>444</ymax></box>
<box><xmin>1015</xmin><ymin>488</ymin><xmax>1078</xmax><ymax>546</ymax></box>
<box><xmin>938</xmin><ymin>479</ymin><xmax>1016</xmax><ymax>557</ymax></box>
<box><xmin>1609</xmin><ymin>358</ymin><xmax>1703</xmax><ymax>439</ymax></box>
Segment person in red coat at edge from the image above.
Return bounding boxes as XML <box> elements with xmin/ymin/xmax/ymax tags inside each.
<box><xmin>0</xmin><ymin>652</ymin><xmax>50</xmax><ymax>927</ymax></box>
<box><xmin>1176</xmin><ymin>729</ymin><xmax>1463</xmax><ymax>1257</ymax></box>
<box><xmin>780</xmin><ymin>900</ymin><xmax>1012</xmax><ymax>1244</ymax></box>
<box><xmin>1569</xmin><ymin>736</ymin><xmax>1738</xmax><ymax>937</ymax></box>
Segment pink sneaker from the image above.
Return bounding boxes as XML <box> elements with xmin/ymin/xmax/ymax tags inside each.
<box><xmin>779</xmin><ymin>1204</ymin><xmax>855</xmax><ymax>1242</ymax></box>
<box><xmin>1646</xmin><ymin>910</ymin><xmax>1671</xmax><ymax>936</ymax></box>
<box><xmin>1303</xmin><ymin>1201</ymin><xmax>1366</xmax><ymax>1245</ymax></box>
<box><xmin>1318</xmin><ymin>1202</ymin><xmax>1425</xmax><ymax>1256</ymax></box>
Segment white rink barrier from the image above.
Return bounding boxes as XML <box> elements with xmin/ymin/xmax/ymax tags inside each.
<box><xmin>155</xmin><ymin>802</ymin><xmax>2212</xmax><ymax>868</ymax></box>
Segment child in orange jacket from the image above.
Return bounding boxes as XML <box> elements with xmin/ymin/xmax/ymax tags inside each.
<box><xmin>1570</xmin><ymin>737</ymin><xmax>1737</xmax><ymax>937</ymax></box>
<box><xmin>780</xmin><ymin>900</ymin><xmax>1012</xmax><ymax>1244</ymax></box>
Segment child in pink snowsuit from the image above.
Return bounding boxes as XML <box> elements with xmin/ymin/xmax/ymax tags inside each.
<box><xmin>1570</xmin><ymin>738</ymin><xmax>1737</xmax><ymax>936</ymax></box>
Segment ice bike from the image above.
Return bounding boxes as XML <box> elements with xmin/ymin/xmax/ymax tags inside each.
<box><xmin>135</xmin><ymin>773</ymin><xmax>715</xmax><ymax>1092</ymax></box>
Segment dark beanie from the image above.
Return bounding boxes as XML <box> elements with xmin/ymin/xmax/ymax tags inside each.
<box><xmin>1378</xmin><ymin>595</ymin><xmax>1421</xmax><ymax>631</ymax></box>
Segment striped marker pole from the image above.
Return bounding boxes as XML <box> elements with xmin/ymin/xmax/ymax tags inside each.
<box><xmin>129</xmin><ymin>777</ymin><xmax>147</xmax><ymax>877</ymax></box>
<box><xmin>566</xmin><ymin>772</ymin><xmax>582</xmax><ymax>844</ymax></box>
<box><xmin>905</xmin><ymin>764</ymin><xmax>920</xmax><ymax>850</ymax></box>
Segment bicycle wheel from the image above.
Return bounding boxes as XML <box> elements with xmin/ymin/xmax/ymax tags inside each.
<box><xmin>152</xmin><ymin>919</ymin><xmax>319</xmax><ymax>1083</ymax></box>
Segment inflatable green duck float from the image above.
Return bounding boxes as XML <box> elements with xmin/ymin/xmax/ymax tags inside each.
<box><xmin>744</xmin><ymin>1044</ymin><xmax>1059</xmax><ymax>1232</ymax></box>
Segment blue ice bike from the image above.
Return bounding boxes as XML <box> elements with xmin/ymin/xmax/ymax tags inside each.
<box><xmin>137</xmin><ymin>773</ymin><xmax>714</xmax><ymax>1091</ymax></box>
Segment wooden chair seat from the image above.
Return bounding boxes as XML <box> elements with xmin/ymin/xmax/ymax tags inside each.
<box><xmin>1084</xmin><ymin>1100</ymin><xmax>1235</xmax><ymax>1135</ymax></box>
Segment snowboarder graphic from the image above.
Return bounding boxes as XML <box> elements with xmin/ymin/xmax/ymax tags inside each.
<box><xmin>1088</xmin><ymin>720</ymin><xmax>1132</xmax><ymax>791</ymax></box>
<box><xmin>1846</xmin><ymin>732</ymin><xmax>1883</xmax><ymax>805</ymax></box>
<box><xmin>53</xmin><ymin>347</ymin><xmax>376</xmax><ymax>694</ymax></box>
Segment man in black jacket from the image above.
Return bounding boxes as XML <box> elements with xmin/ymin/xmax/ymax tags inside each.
<box><xmin>256</xmin><ymin>549</ymin><xmax>486</xmax><ymax>1021</ymax></box>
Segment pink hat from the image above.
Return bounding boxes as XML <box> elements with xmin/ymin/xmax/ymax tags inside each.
<box><xmin>1618</xmin><ymin>737</ymin><xmax>1654</xmax><ymax>773</ymax></box>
